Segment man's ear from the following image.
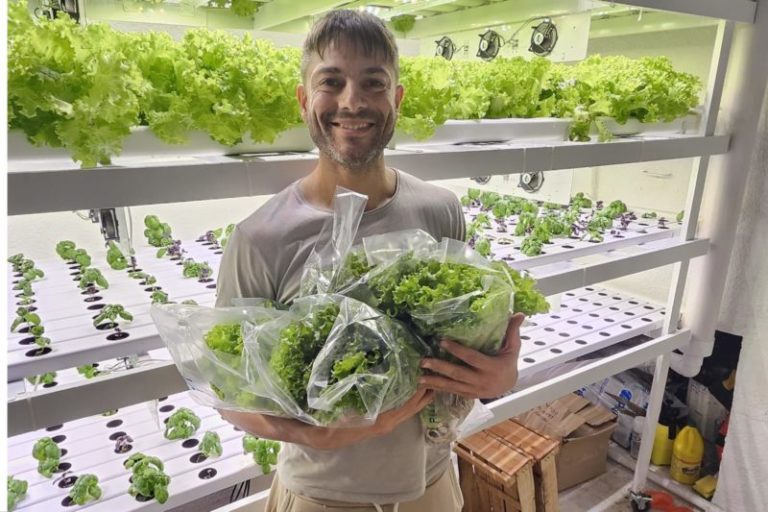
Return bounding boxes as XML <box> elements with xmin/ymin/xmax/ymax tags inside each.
<box><xmin>394</xmin><ymin>84</ymin><xmax>404</xmax><ymax>113</ymax></box>
<box><xmin>297</xmin><ymin>83</ymin><xmax>308</xmax><ymax>121</ymax></box>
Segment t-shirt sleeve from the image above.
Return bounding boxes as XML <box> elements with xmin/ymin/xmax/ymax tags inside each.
<box><xmin>452</xmin><ymin>195</ymin><xmax>467</xmax><ymax>242</ymax></box>
<box><xmin>215</xmin><ymin>225</ymin><xmax>274</xmax><ymax>307</ymax></box>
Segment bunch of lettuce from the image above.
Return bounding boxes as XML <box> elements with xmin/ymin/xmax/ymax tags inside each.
<box><xmin>253</xmin><ymin>296</ymin><xmax>428</xmax><ymax>426</ymax></box>
<box><xmin>397</xmin><ymin>57</ymin><xmax>455</xmax><ymax>140</ymax></box>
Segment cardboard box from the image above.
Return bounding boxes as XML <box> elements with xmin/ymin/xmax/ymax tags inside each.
<box><xmin>515</xmin><ymin>393</ymin><xmax>617</xmax><ymax>491</ymax></box>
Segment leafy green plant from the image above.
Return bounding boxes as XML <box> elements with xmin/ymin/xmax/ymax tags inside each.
<box><xmin>124</xmin><ymin>453</ymin><xmax>170</xmax><ymax>504</ymax></box>
<box><xmin>26</xmin><ymin>372</ymin><xmax>56</xmax><ymax>386</ymax></box>
<box><xmin>7</xmin><ymin>476</ymin><xmax>27</xmax><ymax>511</ymax></box>
<box><xmin>642</xmin><ymin>211</ymin><xmax>658</xmax><ymax>219</ymax></box>
<box><xmin>69</xmin><ymin>474</ymin><xmax>102</xmax><ymax>505</ymax></box>
<box><xmin>8</xmin><ymin>253</ymin><xmax>25</xmax><ymax>272</ymax></box>
<box><xmin>151</xmin><ymin>290</ymin><xmax>169</xmax><ymax>304</ymax></box>
<box><xmin>220</xmin><ymin>224</ymin><xmax>236</xmax><ymax>248</ymax></box>
<box><xmin>164</xmin><ymin>407</ymin><xmax>201</xmax><ymax>440</ymax></box>
<box><xmin>521</xmin><ymin>236</ymin><xmax>543</xmax><ymax>257</ymax></box>
<box><xmin>106</xmin><ymin>241</ymin><xmax>128</xmax><ymax>270</ymax></box>
<box><xmin>242</xmin><ymin>435</ymin><xmax>280</xmax><ymax>474</ymax></box>
<box><xmin>474</xmin><ymin>237</ymin><xmax>491</xmax><ymax>257</ymax></box>
<box><xmin>144</xmin><ymin>215</ymin><xmax>173</xmax><ymax>248</ymax></box>
<box><xmin>677</xmin><ymin>210</ymin><xmax>684</xmax><ymax>223</ymax></box>
<box><xmin>32</xmin><ymin>437</ymin><xmax>61</xmax><ymax>477</ymax></box>
<box><xmin>10</xmin><ymin>307</ymin><xmax>40</xmax><ymax>333</ymax></box>
<box><xmin>182</xmin><ymin>259</ymin><xmax>213</xmax><ymax>281</ymax></box>
<box><xmin>78</xmin><ymin>268</ymin><xmax>109</xmax><ymax>291</ymax></box>
<box><xmin>93</xmin><ymin>304</ymin><xmax>133</xmax><ymax>327</ymax></box>
<box><xmin>570</xmin><ymin>192</ymin><xmax>592</xmax><ymax>209</ymax></box>
<box><xmin>77</xmin><ymin>364</ymin><xmax>100</xmax><ymax>379</ymax></box>
<box><xmin>200</xmin><ymin>431</ymin><xmax>222</xmax><ymax>458</ymax></box>
<box><xmin>391</xmin><ymin>14</ymin><xmax>416</xmax><ymax>36</ymax></box>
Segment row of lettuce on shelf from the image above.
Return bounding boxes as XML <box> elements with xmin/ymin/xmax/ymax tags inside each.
<box><xmin>9</xmin><ymin>0</ymin><xmax>701</xmax><ymax>167</ymax></box>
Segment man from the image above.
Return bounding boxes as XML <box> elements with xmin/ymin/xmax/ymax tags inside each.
<box><xmin>216</xmin><ymin>10</ymin><xmax>525</xmax><ymax>512</ymax></box>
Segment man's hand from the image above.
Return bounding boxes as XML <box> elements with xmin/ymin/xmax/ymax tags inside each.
<box><xmin>217</xmin><ymin>387</ymin><xmax>434</xmax><ymax>451</ymax></box>
<box><xmin>419</xmin><ymin>313</ymin><xmax>525</xmax><ymax>400</ymax></box>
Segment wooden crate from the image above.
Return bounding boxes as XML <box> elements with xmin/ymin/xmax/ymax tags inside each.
<box><xmin>488</xmin><ymin>420</ymin><xmax>561</xmax><ymax>512</ymax></box>
<box><xmin>454</xmin><ymin>430</ymin><xmax>537</xmax><ymax>512</ymax></box>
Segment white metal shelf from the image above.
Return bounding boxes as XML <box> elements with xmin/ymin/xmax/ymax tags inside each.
<box><xmin>7</xmin><ymin>133</ymin><xmax>730</xmax><ymax>215</ymax></box>
<box><xmin>8</xmin><ymin>284</ymin><xmax>669</xmax><ymax>436</ymax></box>
<box><xmin>8</xmin><ymin>391</ymin><xmax>273</xmax><ymax>512</ymax></box>
<box><xmin>614</xmin><ymin>0</ymin><xmax>757</xmax><ymax>24</ymax></box>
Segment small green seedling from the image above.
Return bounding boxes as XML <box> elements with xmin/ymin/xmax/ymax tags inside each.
<box><xmin>474</xmin><ymin>237</ymin><xmax>491</xmax><ymax>258</ymax></box>
<box><xmin>79</xmin><ymin>268</ymin><xmax>109</xmax><ymax>291</ymax></box>
<box><xmin>69</xmin><ymin>474</ymin><xmax>102</xmax><ymax>505</ymax></box>
<box><xmin>106</xmin><ymin>241</ymin><xmax>128</xmax><ymax>270</ymax></box>
<box><xmin>124</xmin><ymin>453</ymin><xmax>170</xmax><ymax>504</ymax></box>
<box><xmin>150</xmin><ymin>290</ymin><xmax>169</xmax><ymax>304</ymax></box>
<box><xmin>73</xmin><ymin>249</ymin><xmax>92</xmax><ymax>268</ymax></box>
<box><xmin>164</xmin><ymin>407</ymin><xmax>201</xmax><ymax>440</ymax></box>
<box><xmin>55</xmin><ymin>241</ymin><xmax>76</xmax><ymax>260</ymax></box>
<box><xmin>200</xmin><ymin>431</ymin><xmax>223</xmax><ymax>458</ymax></box>
<box><xmin>77</xmin><ymin>364</ymin><xmax>100</xmax><ymax>379</ymax></box>
<box><xmin>676</xmin><ymin>210</ymin><xmax>684</xmax><ymax>223</ymax></box>
<box><xmin>641</xmin><ymin>212</ymin><xmax>658</xmax><ymax>219</ymax></box>
<box><xmin>32</xmin><ymin>437</ymin><xmax>61</xmax><ymax>478</ymax></box>
<box><xmin>10</xmin><ymin>307</ymin><xmax>40</xmax><ymax>333</ymax></box>
<box><xmin>144</xmin><ymin>215</ymin><xmax>173</xmax><ymax>248</ymax></box>
<box><xmin>26</xmin><ymin>372</ymin><xmax>56</xmax><ymax>386</ymax></box>
<box><xmin>182</xmin><ymin>259</ymin><xmax>213</xmax><ymax>281</ymax></box>
<box><xmin>243</xmin><ymin>434</ymin><xmax>280</xmax><ymax>474</ymax></box>
<box><xmin>8</xmin><ymin>253</ymin><xmax>26</xmax><ymax>272</ymax></box>
<box><xmin>8</xmin><ymin>475</ymin><xmax>28</xmax><ymax>511</ymax></box>
<box><xmin>93</xmin><ymin>304</ymin><xmax>133</xmax><ymax>327</ymax></box>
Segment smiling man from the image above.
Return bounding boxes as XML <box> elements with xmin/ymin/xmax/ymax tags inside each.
<box><xmin>215</xmin><ymin>9</ymin><xmax>524</xmax><ymax>512</ymax></box>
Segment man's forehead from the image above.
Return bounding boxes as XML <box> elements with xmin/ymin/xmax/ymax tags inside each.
<box><xmin>307</xmin><ymin>40</ymin><xmax>395</xmax><ymax>76</ymax></box>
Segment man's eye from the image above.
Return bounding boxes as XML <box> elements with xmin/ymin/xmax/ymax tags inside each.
<box><xmin>367</xmin><ymin>80</ymin><xmax>385</xmax><ymax>88</ymax></box>
<box><xmin>322</xmin><ymin>78</ymin><xmax>342</xmax><ymax>87</ymax></box>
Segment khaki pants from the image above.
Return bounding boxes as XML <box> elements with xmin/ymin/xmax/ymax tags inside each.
<box><xmin>265</xmin><ymin>468</ymin><xmax>464</xmax><ymax>512</ymax></box>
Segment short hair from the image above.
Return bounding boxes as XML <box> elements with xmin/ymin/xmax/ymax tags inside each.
<box><xmin>301</xmin><ymin>10</ymin><xmax>399</xmax><ymax>83</ymax></box>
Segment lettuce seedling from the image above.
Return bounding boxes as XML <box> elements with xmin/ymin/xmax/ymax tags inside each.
<box><xmin>220</xmin><ymin>224</ymin><xmax>236</xmax><ymax>248</ymax></box>
<box><xmin>106</xmin><ymin>241</ymin><xmax>128</xmax><ymax>270</ymax></box>
<box><xmin>182</xmin><ymin>259</ymin><xmax>213</xmax><ymax>281</ymax></box>
<box><xmin>8</xmin><ymin>253</ymin><xmax>26</xmax><ymax>272</ymax></box>
<box><xmin>164</xmin><ymin>407</ymin><xmax>201</xmax><ymax>440</ymax></box>
<box><xmin>32</xmin><ymin>437</ymin><xmax>61</xmax><ymax>477</ymax></box>
<box><xmin>571</xmin><ymin>192</ymin><xmax>592</xmax><ymax>209</ymax></box>
<box><xmin>242</xmin><ymin>434</ymin><xmax>280</xmax><ymax>474</ymax></box>
<box><xmin>55</xmin><ymin>241</ymin><xmax>76</xmax><ymax>261</ymax></box>
<box><xmin>78</xmin><ymin>268</ymin><xmax>109</xmax><ymax>292</ymax></box>
<box><xmin>475</xmin><ymin>237</ymin><xmax>491</xmax><ymax>257</ymax></box>
<box><xmin>77</xmin><ymin>364</ymin><xmax>100</xmax><ymax>379</ymax></box>
<box><xmin>7</xmin><ymin>476</ymin><xmax>28</xmax><ymax>511</ymax></box>
<box><xmin>200</xmin><ymin>431</ymin><xmax>223</xmax><ymax>458</ymax></box>
<box><xmin>69</xmin><ymin>474</ymin><xmax>101</xmax><ymax>505</ymax></box>
<box><xmin>151</xmin><ymin>290</ymin><xmax>169</xmax><ymax>304</ymax></box>
<box><xmin>26</xmin><ymin>372</ymin><xmax>56</xmax><ymax>386</ymax></box>
<box><xmin>676</xmin><ymin>210</ymin><xmax>684</xmax><ymax>223</ymax></box>
<box><xmin>144</xmin><ymin>215</ymin><xmax>174</xmax><ymax>248</ymax></box>
<box><xmin>642</xmin><ymin>212</ymin><xmax>658</xmax><ymax>219</ymax></box>
<box><xmin>10</xmin><ymin>307</ymin><xmax>40</xmax><ymax>333</ymax></box>
<box><xmin>93</xmin><ymin>304</ymin><xmax>133</xmax><ymax>327</ymax></box>
<box><xmin>521</xmin><ymin>236</ymin><xmax>543</xmax><ymax>257</ymax></box>
<box><xmin>124</xmin><ymin>453</ymin><xmax>170</xmax><ymax>504</ymax></box>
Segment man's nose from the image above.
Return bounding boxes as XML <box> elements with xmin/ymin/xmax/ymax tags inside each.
<box><xmin>338</xmin><ymin>82</ymin><xmax>367</xmax><ymax>112</ymax></box>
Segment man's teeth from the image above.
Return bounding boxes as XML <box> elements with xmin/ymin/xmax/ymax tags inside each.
<box><xmin>337</xmin><ymin>123</ymin><xmax>369</xmax><ymax>130</ymax></box>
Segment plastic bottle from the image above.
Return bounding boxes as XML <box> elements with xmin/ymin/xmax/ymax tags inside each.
<box><xmin>630</xmin><ymin>416</ymin><xmax>645</xmax><ymax>458</ymax></box>
<box><xmin>651</xmin><ymin>406</ymin><xmax>676</xmax><ymax>466</ymax></box>
<box><xmin>670</xmin><ymin>425</ymin><xmax>704</xmax><ymax>485</ymax></box>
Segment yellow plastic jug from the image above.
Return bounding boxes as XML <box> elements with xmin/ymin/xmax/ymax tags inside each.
<box><xmin>651</xmin><ymin>423</ymin><xmax>674</xmax><ymax>466</ymax></box>
<box><xmin>670</xmin><ymin>426</ymin><xmax>704</xmax><ymax>485</ymax></box>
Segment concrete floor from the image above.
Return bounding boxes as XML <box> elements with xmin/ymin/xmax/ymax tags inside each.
<box><xmin>559</xmin><ymin>460</ymin><xmax>703</xmax><ymax>512</ymax></box>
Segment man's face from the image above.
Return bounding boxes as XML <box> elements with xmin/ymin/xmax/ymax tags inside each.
<box><xmin>298</xmin><ymin>40</ymin><xmax>404</xmax><ymax>171</ymax></box>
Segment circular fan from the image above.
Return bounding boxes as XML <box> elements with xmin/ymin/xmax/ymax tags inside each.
<box><xmin>529</xmin><ymin>20</ymin><xmax>558</xmax><ymax>57</ymax></box>
<box><xmin>477</xmin><ymin>30</ymin><xmax>504</xmax><ymax>61</ymax></box>
<box><xmin>518</xmin><ymin>172</ymin><xmax>545</xmax><ymax>193</ymax></box>
<box><xmin>435</xmin><ymin>36</ymin><xmax>456</xmax><ymax>60</ymax></box>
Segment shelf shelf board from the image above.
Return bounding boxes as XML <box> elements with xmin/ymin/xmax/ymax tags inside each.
<box><xmin>614</xmin><ymin>0</ymin><xmax>757</xmax><ymax>24</ymax></box>
<box><xmin>8</xmin><ymin>134</ymin><xmax>730</xmax><ymax>215</ymax></box>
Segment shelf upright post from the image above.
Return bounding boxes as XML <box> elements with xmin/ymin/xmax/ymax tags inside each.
<box><xmin>631</xmin><ymin>20</ymin><xmax>734</xmax><ymax>494</ymax></box>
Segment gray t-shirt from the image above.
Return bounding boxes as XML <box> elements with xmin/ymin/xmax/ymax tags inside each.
<box><xmin>215</xmin><ymin>169</ymin><xmax>465</xmax><ymax>504</ymax></box>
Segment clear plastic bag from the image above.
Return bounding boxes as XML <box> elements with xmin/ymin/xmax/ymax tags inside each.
<box><xmin>300</xmin><ymin>189</ymin><xmax>367</xmax><ymax>296</ymax></box>
<box><xmin>245</xmin><ymin>294</ymin><xmax>429</xmax><ymax>427</ymax></box>
<box><xmin>150</xmin><ymin>303</ymin><xmax>286</xmax><ymax>414</ymax></box>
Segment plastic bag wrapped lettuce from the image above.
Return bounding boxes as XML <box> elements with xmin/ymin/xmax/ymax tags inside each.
<box><xmin>333</xmin><ymin>229</ymin><xmax>549</xmax><ymax>442</ymax></box>
<box><xmin>246</xmin><ymin>294</ymin><xmax>429</xmax><ymax>427</ymax></box>
<box><xmin>150</xmin><ymin>301</ymin><xmax>286</xmax><ymax>413</ymax></box>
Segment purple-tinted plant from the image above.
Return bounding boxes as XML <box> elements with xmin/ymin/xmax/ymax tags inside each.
<box><xmin>619</xmin><ymin>214</ymin><xmax>632</xmax><ymax>231</ymax></box>
<box><xmin>595</xmin><ymin>200</ymin><xmax>604</xmax><ymax>210</ymax></box>
<box><xmin>658</xmin><ymin>218</ymin><xmax>668</xmax><ymax>229</ymax></box>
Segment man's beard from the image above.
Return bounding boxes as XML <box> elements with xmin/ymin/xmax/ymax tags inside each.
<box><xmin>308</xmin><ymin>110</ymin><xmax>395</xmax><ymax>172</ymax></box>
